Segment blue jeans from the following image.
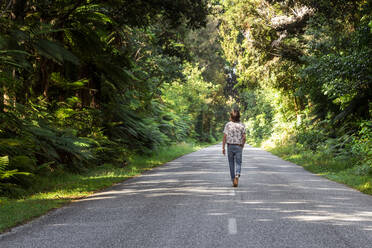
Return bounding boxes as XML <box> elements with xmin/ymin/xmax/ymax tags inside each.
<box><xmin>227</xmin><ymin>144</ymin><xmax>242</xmax><ymax>180</ymax></box>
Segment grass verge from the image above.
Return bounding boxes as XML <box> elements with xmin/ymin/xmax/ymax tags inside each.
<box><xmin>266</xmin><ymin>143</ymin><xmax>372</xmax><ymax>195</ymax></box>
<box><xmin>0</xmin><ymin>141</ymin><xmax>212</xmax><ymax>233</ymax></box>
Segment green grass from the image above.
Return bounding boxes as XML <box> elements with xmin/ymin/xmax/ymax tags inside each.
<box><xmin>0</xmin><ymin>141</ymin><xmax>212</xmax><ymax>233</ymax></box>
<box><xmin>267</xmin><ymin>143</ymin><xmax>372</xmax><ymax>195</ymax></box>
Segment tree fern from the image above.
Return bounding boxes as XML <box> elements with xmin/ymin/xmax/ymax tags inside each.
<box><xmin>0</xmin><ymin>49</ymin><xmax>31</xmax><ymax>68</ymax></box>
<box><xmin>0</xmin><ymin>0</ymin><xmax>214</xmax><ymax>196</ymax></box>
<box><xmin>0</xmin><ymin>156</ymin><xmax>30</xmax><ymax>180</ymax></box>
<box><xmin>32</xmin><ymin>39</ymin><xmax>79</xmax><ymax>65</ymax></box>
<box><xmin>0</xmin><ymin>156</ymin><xmax>9</xmax><ymax>178</ymax></box>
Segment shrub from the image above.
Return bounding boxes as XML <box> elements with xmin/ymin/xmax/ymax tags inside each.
<box><xmin>352</xmin><ymin>121</ymin><xmax>372</xmax><ymax>175</ymax></box>
<box><xmin>0</xmin><ymin>156</ymin><xmax>31</xmax><ymax>197</ymax></box>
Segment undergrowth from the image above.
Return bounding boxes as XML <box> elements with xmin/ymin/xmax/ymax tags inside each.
<box><xmin>267</xmin><ymin>142</ymin><xmax>372</xmax><ymax>195</ymax></box>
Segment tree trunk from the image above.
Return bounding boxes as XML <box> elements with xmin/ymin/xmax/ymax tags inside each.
<box><xmin>41</xmin><ymin>59</ymin><xmax>49</xmax><ymax>99</ymax></box>
<box><xmin>1</xmin><ymin>89</ymin><xmax>5</xmax><ymax>112</ymax></box>
<box><xmin>3</xmin><ymin>88</ymin><xmax>10</xmax><ymax>112</ymax></box>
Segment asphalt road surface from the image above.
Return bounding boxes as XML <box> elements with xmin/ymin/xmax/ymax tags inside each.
<box><xmin>1</xmin><ymin>144</ymin><xmax>372</xmax><ymax>248</ymax></box>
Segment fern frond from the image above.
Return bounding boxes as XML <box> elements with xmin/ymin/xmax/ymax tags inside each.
<box><xmin>0</xmin><ymin>156</ymin><xmax>9</xmax><ymax>172</ymax></box>
<box><xmin>0</xmin><ymin>156</ymin><xmax>31</xmax><ymax>180</ymax></box>
<box><xmin>1</xmin><ymin>170</ymin><xmax>31</xmax><ymax>180</ymax></box>
<box><xmin>32</xmin><ymin>39</ymin><xmax>80</xmax><ymax>65</ymax></box>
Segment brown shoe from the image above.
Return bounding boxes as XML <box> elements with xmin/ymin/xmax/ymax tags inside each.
<box><xmin>233</xmin><ymin>177</ymin><xmax>239</xmax><ymax>187</ymax></box>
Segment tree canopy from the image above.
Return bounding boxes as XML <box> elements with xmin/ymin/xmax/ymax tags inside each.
<box><xmin>218</xmin><ymin>0</ymin><xmax>371</xmax><ymax>174</ymax></box>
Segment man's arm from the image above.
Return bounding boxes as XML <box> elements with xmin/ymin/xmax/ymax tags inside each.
<box><xmin>222</xmin><ymin>134</ymin><xmax>227</xmax><ymax>155</ymax></box>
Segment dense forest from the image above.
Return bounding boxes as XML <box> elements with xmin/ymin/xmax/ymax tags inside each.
<box><xmin>0</xmin><ymin>0</ymin><xmax>371</xmax><ymax>197</ymax></box>
<box><xmin>218</xmin><ymin>0</ymin><xmax>371</xmax><ymax>182</ymax></box>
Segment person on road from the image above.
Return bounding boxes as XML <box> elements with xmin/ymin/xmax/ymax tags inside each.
<box><xmin>222</xmin><ymin>110</ymin><xmax>246</xmax><ymax>187</ymax></box>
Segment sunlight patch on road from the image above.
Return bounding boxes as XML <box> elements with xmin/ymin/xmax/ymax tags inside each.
<box><xmin>79</xmin><ymin>196</ymin><xmax>116</xmax><ymax>201</ymax></box>
<box><xmin>287</xmin><ymin>212</ymin><xmax>372</xmax><ymax>223</ymax></box>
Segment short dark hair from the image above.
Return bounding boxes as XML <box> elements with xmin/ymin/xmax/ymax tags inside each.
<box><xmin>230</xmin><ymin>110</ymin><xmax>240</xmax><ymax>122</ymax></box>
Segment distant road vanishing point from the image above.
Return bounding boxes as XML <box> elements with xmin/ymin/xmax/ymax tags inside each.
<box><xmin>1</xmin><ymin>144</ymin><xmax>372</xmax><ymax>248</ymax></box>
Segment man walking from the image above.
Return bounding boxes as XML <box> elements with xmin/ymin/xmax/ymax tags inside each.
<box><xmin>222</xmin><ymin>110</ymin><xmax>246</xmax><ymax>187</ymax></box>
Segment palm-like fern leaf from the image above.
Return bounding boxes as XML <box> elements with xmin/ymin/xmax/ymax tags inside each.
<box><xmin>0</xmin><ymin>156</ymin><xmax>30</xmax><ymax>180</ymax></box>
<box><xmin>33</xmin><ymin>39</ymin><xmax>80</xmax><ymax>65</ymax></box>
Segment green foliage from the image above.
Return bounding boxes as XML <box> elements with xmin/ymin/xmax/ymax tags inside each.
<box><xmin>9</xmin><ymin>156</ymin><xmax>36</xmax><ymax>173</ymax></box>
<box><xmin>295</xmin><ymin>122</ymin><xmax>328</xmax><ymax>151</ymax></box>
<box><xmin>301</xmin><ymin>15</ymin><xmax>372</xmax><ymax>123</ymax></box>
<box><xmin>0</xmin><ymin>0</ymin><xmax>225</xmax><ymax>198</ymax></box>
<box><xmin>0</xmin><ymin>156</ymin><xmax>31</xmax><ymax>196</ymax></box>
<box><xmin>162</xmin><ymin>63</ymin><xmax>227</xmax><ymax>142</ymax></box>
<box><xmin>240</xmin><ymin>89</ymin><xmax>274</xmax><ymax>145</ymax></box>
<box><xmin>218</xmin><ymin>0</ymin><xmax>371</xmax><ymax>186</ymax></box>
<box><xmin>269</xmin><ymin>141</ymin><xmax>372</xmax><ymax>195</ymax></box>
<box><xmin>352</xmin><ymin>121</ymin><xmax>372</xmax><ymax>176</ymax></box>
<box><xmin>0</xmin><ymin>156</ymin><xmax>10</xmax><ymax>179</ymax></box>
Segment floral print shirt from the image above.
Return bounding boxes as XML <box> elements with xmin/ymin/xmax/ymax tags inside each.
<box><xmin>223</xmin><ymin>121</ymin><xmax>246</xmax><ymax>145</ymax></box>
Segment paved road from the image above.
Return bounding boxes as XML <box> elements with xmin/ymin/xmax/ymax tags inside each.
<box><xmin>1</xmin><ymin>144</ymin><xmax>372</xmax><ymax>248</ymax></box>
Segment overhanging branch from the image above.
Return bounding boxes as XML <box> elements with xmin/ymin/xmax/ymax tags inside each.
<box><xmin>270</xmin><ymin>6</ymin><xmax>314</xmax><ymax>32</ymax></box>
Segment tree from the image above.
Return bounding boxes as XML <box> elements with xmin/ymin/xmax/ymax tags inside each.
<box><xmin>0</xmin><ymin>0</ymin><xmax>214</xmax><ymax>194</ymax></box>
